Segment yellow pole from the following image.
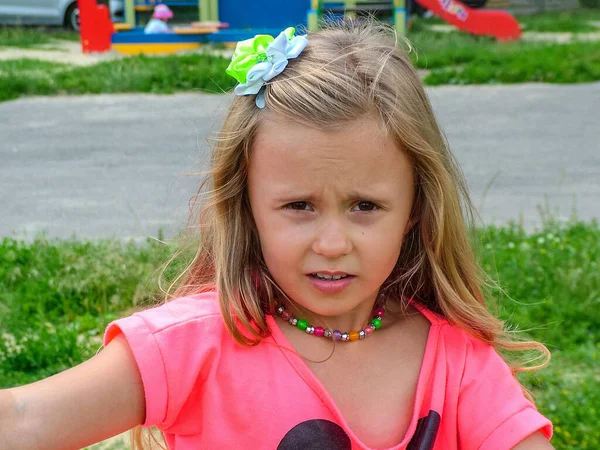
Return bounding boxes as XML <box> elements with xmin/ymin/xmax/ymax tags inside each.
<box><xmin>210</xmin><ymin>0</ymin><xmax>219</xmax><ymax>21</ymax></box>
<box><xmin>308</xmin><ymin>0</ymin><xmax>321</xmax><ymax>31</ymax></box>
<box><xmin>125</xmin><ymin>0</ymin><xmax>135</xmax><ymax>27</ymax></box>
<box><xmin>393</xmin><ymin>0</ymin><xmax>406</xmax><ymax>36</ymax></box>
<box><xmin>345</xmin><ymin>0</ymin><xmax>356</xmax><ymax>19</ymax></box>
<box><xmin>200</xmin><ymin>0</ymin><xmax>208</xmax><ymax>21</ymax></box>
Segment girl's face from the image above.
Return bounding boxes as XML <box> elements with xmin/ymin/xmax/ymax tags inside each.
<box><xmin>248</xmin><ymin>115</ymin><xmax>414</xmax><ymax>321</ymax></box>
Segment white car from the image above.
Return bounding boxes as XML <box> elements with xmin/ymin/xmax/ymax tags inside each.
<box><xmin>0</xmin><ymin>0</ymin><xmax>123</xmax><ymax>31</ymax></box>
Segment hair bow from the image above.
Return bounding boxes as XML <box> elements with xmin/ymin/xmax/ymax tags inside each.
<box><xmin>225</xmin><ymin>27</ymin><xmax>308</xmax><ymax>108</ymax></box>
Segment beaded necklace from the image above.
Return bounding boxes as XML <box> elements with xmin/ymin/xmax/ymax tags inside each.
<box><xmin>275</xmin><ymin>304</ymin><xmax>385</xmax><ymax>342</ymax></box>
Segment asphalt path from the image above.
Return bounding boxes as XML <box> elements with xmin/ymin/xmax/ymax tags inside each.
<box><xmin>1</xmin><ymin>83</ymin><xmax>599</xmax><ymax>240</ymax></box>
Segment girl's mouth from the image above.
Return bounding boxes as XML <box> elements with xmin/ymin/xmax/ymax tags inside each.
<box><xmin>307</xmin><ymin>273</ymin><xmax>355</xmax><ymax>294</ymax></box>
<box><xmin>310</xmin><ymin>273</ymin><xmax>349</xmax><ymax>281</ymax></box>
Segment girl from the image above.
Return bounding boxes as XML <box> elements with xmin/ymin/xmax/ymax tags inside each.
<box><xmin>144</xmin><ymin>4</ymin><xmax>173</xmax><ymax>34</ymax></box>
<box><xmin>0</xmin><ymin>21</ymin><xmax>554</xmax><ymax>450</ymax></box>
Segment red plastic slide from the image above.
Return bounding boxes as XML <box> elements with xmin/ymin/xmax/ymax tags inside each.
<box><xmin>415</xmin><ymin>0</ymin><xmax>521</xmax><ymax>40</ymax></box>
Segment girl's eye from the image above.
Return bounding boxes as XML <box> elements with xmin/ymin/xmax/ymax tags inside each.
<box><xmin>284</xmin><ymin>202</ymin><xmax>311</xmax><ymax>211</ymax></box>
<box><xmin>353</xmin><ymin>201</ymin><xmax>378</xmax><ymax>212</ymax></box>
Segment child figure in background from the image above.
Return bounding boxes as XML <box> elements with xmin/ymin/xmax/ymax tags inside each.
<box><xmin>0</xmin><ymin>21</ymin><xmax>555</xmax><ymax>450</ymax></box>
<box><xmin>144</xmin><ymin>4</ymin><xmax>173</xmax><ymax>34</ymax></box>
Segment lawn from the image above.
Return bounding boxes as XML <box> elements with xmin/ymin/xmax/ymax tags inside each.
<box><xmin>0</xmin><ymin>26</ymin><xmax>79</xmax><ymax>49</ymax></box>
<box><xmin>1</xmin><ymin>8</ymin><xmax>600</xmax><ymax>102</ymax></box>
<box><xmin>516</xmin><ymin>8</ymin><xmax>600</xmax><ymax>33</ymax></box>
<box><xmin>1</xmin><ymin>220</ymin><xmax>599</xmax><ymax>449</ymax></box>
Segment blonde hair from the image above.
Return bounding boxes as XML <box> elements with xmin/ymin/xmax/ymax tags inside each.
<box><xmin>131</xmin><ymin>20</ymin><xmax>549</xmax><ymax>449</ymax></box>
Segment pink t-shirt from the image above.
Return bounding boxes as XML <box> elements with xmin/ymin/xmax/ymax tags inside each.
<box><xmin>104</xmin><ymin>291</ymin><xmax>552</xmax><ymax>449</ymax></box>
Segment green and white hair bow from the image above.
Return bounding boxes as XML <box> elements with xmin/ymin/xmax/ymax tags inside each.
<box><xmin>226</xmin><ymin>27</ymin><xmax>308</xmax><ymax>108</ymax></box>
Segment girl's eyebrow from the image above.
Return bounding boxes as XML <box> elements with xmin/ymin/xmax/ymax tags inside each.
<box><xmin>273</xmin><ymin>189</ymin><xmax>389</xmax><ymax>204</ymax></box>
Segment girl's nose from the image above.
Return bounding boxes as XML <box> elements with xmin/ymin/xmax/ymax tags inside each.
<box><xmin>311</xmin><ymin>220</ymin><xmax>353</xmax><ymax>258</ymax></box>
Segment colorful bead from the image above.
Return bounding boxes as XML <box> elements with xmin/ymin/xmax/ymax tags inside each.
<box><xmin>373</xmin><ymin>307</ymin><xmax>385</xmax><ymax>318</ymax></box>
<box><xmin>275</xmin><ymin>305</ymin><xmax>383</xmax><ymax>343</ymax></box>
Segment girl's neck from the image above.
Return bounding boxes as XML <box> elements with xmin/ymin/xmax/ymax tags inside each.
<box><xmin>277</xmin><ymin>295</ymin><xmax>381</xmax><ymax>333</ymax></box>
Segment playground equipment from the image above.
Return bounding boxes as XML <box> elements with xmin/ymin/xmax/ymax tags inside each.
<box><xmin>415</xmin><ymin>0</ymin><xmax>520</xmax><ymax>39</ymax></box>
<box><xmin>78</xmin><ymin>0</ymin><xmax>521</xmax><ymax>55</ymax></box>
<box><xmin>309</xmin><ymin>0</ymin><xmax>520</xmax><ymax>40</ymax></box>
<box><xmin>78</xmin><ymin>0</ymin><xmax>114</xmax><ymax>53</ymax></box>
<box><xmin>309</xmin><ymin>1</ymin><xmax>408</xmax><ymax>36</ymax></box>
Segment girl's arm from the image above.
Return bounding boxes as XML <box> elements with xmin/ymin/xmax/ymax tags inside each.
<box><xmin>0</xmin><ymin>334</ymin><xmax>145</xmax><ymax>450</ymax></box>
<box><xmin>513</xmin><ymin>431</ymin><xmax>555</xmax><ymax>449</ymax></box>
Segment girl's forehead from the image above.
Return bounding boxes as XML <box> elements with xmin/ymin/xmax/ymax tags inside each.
<box><xmin>249</xmin><ymin>116</ymin><xmax>412</xmax><ymax>189</ymax></box>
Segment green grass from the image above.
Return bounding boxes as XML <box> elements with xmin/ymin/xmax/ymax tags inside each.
<box><xmin>418</xmin><ymin>39</ymin><xmax>600</xmax><ymax>85</ymax></box>
<box><xmin>517</xmin><ymin>8</ymin><xmax>600</xmax><ymax>33</ymax></box>
<box><xmin>1</xmin><ymin>221</ymin><xmax>599</xmax><ymax>448</ymax></box>
<box><xmin>0</xmin><ymin>26</ymin><xmax>79</xmax><ymax>49</ymax></box>
<box><xmin>1</xmin><ymin>36</ymin><xmax>599</xmax><ymax>102</ymax></box>
<box><xmin>0</xmin><ymin>53</ymin><xmax>236</xmax><ymax>102</ymax></box>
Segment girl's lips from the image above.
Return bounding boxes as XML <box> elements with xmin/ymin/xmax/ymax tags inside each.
<box><xmin>306</xmin><ymin>274</ymin><xmax>356</xmax><ymax>294</ymax></box>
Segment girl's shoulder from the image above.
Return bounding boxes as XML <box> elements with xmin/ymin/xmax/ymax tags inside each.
<box><xmin>104</xmin><ymin>291</ymin><xmax>226</xmax><ymax>346</ymax></box>
<box><xmin>410</xmin><ymin>299</ymin><xmax>502</xmax><ymax>365</ymax></box>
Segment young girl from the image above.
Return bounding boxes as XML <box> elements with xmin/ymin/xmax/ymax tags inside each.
<box><xmin>0</xmin><ymin>21</ymin><xmax>554</xmax><ymax>450</ymax></box>
<box><xmin>144</xmin><ymin>4</ymin><xmax>173</xmax><ymax>34</ymax></box>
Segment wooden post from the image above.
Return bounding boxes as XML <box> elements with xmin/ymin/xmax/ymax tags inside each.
<box><xmin>210</xmin><ymin>0</ymin><xmax>219</xmax><ymax>21</ymax></box>
<box><xmin>125</xmin><ymin>0</ymin><xmax>135</xmax><ymax>27</ymax></box>
<box><xmin>345</xmin><ymin>0</ymin><xmax>357</xmax><ymax>19</ymax></box>
<box><xmin>308</xmin><ymin>0</ymin><xmax>322</xmax><ymax>31</ymax></box>
<box><xmin>393</xmin><ymin>0</ymin><xmax>406</xmax><ymax>36</ymax></box>
<box><xmin>199</xmin><ymin>0</ymin><xmax>209</xmax><ymax>21</ymax></box>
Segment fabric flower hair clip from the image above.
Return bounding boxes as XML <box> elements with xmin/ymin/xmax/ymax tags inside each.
<box><xmin>225</xmin><ymin>27</ymin><xmax>309</xmax><ymax>108</ymax></box>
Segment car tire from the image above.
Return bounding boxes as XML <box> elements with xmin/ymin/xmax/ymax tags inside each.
<box><xmin>64</xmin><ymin>2</ymin><xmax>80</xmax><ymax>31</ymax></box>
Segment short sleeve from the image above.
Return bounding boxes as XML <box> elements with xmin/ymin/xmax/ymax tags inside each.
<box><xmin>457</xmin><ymin>337</ymin><xmax>553</xmax><ymax>450</ymax></box>
<box><xmin>103</xmin><ymin>294</ymin><xmax>223</xmax><ymax>432</ymax></box>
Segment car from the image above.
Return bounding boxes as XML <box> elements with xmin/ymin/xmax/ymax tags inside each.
<box><xmin>0</xmin><ymin>0</ymin><xmax>123</xmax><ymax>31</ymax></box>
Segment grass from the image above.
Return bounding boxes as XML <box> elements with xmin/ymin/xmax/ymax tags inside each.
<box><xmin>417</xmin><ymin>38</ymin><xmax>600</xmax><ymax>85</ymax></box>
<box><xmin>0</xmin><ymin>9</ymin><xmax>600</xmax><ymax>101</ymax></box>
<box><xmin>0</xmin><ymin>26</ymin><xmax>79</xmax><ymax>49</ymax></box>
<box><xmin>1</xmin><ymin>220</ymin><xmax>599</xmax><ymax>449</ymax></box>
<box><xmin>1</xmin><ymin>34</ymin><xmax>599</xmax><ymax>102</ymax></box>
<box><xmin>0</xmin><ymin>53</ymin><xmax>236</xmax><ymax>102</ymax></box>
<box><xmin>517</xmin><ymin>8</ymin><xmax>600</xmax><ymax>33</ymax></box>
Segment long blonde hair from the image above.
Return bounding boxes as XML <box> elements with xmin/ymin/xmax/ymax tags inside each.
<box><xmin>131</xmin><ymin>20</ymin><xmax>549</xmax><ymax>449</ymax></box>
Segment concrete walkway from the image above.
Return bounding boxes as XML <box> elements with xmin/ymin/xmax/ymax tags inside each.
<box><xmin>1</xmin><ymin>83</ymin><xmax>599</xmax><ymax>241</ymax></box>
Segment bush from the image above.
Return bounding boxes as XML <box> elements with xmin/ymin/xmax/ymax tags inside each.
<box><xmin>580</xmin><ymin>0</ymin><xmax>600</xmax><ymax>7</ymax></box>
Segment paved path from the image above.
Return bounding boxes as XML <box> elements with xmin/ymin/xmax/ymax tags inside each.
<box><xmin>1</xmin><ymin>83</ymin><xmax>599</xmax><ymax>240</ymax></box>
